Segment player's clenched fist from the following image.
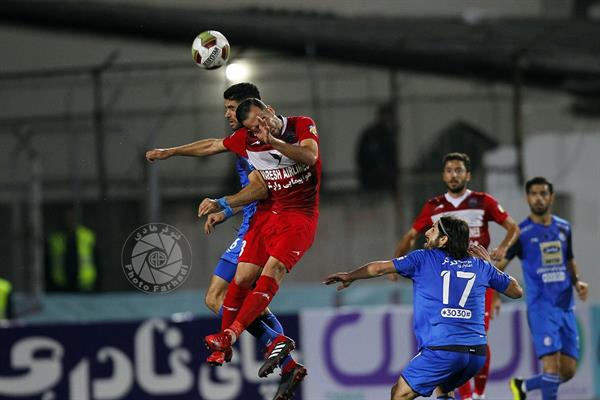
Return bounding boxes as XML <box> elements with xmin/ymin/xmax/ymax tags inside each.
<box><xmin>575</xmin><ymin>280</ymin><xmax>589</xmax><ymax>302</ymax></box>
<box><xmin>323</xmin><ymin>272</ymin><xmax>354</xmax><ymax>291</ymax></box>
<box><xmin>146</xmin><ymin>148</ymin><xmax>174</xmax><ymax>162</ymax></box>
<box><xmin>198</xmin><ymin>198</ymin><xmax>221</xmax><ymax>217</ymax></box>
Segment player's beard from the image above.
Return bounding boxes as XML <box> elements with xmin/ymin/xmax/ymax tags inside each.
<box><xmin>447</xmin><ymin>180</ymin><xmax>466</xmax><ymax>194</ymax></box>
<box><xmin>530</xmin><ymin>202</ymin><xmax>550</xmax><ymax>216</ymax></box>
<box><xmin>425</xmin><ymin>236</ymin><xmax>441</xmax><ymax>249</ymax></box>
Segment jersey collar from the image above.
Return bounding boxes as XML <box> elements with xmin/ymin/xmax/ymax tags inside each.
<box><xmin>445</xmin><ymin>189</ymin><xmax>472</xmax><ymax>208</ymax></box>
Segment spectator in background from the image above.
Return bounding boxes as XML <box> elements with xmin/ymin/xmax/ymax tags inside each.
<box><xmin>45</xmin><ymin>207</ymin><xmax>100</xmax><ymax>292</ymax></box>
<box><xmin>356</xmin><ymin>103</ymin><xmax>398</xmax><ymax>191</ymax></box>
<box><xmin>0</xmin><ymin>276</ymin><xmax>13</xmax><ymax>320</ymax></box>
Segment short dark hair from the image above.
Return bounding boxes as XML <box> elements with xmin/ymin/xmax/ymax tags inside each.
<box><xmin>525</xmin><ymin>176</ymin><xmax>554</xmax><ymax>194</ymax></box>
<box><xmin>223</xmin><ymin>82</ymin><xmax>261</xmax><ymax>102</ymax></box>
<box><xmin>235</xmin><ymin>98</ymin><xmax>267</xmax><ymax>124</ymax></box>
<box><xmin>443</xmin><ymin>152</ymin><xmax>471</xmax><ymax>173</ymax></box>
<box><xmin>438</xmin><ymin>216</ymin><xmax>470</xmax><ymax>260</ymax></box>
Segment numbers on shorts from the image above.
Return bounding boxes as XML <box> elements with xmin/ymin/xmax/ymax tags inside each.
<box><xmin>228</xmin><ymin>239</ymin><xmax>240</xmax><ymax>251</ymax></box>
<box><xmin>238</xmin><ymin>240</ymin><xmax>247</xmax><ymax>256</ymax></box>
<box><xmin>441</xmin><ymin>270</ymin><xmax>476</xmax><ymax>307</ymax></box>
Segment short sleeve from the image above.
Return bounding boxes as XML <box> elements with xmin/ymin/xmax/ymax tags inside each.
<box><xmin>295</xmin><ymin>117</ymin><xmax>319</xmax><ymax>143</ymax></box>
<box><xmin>505</xmin><ymin>238</ymin><xmax>522</xmax><ymax>260</ymax></box>
<box><xmin>412</xmin><ymin>202</ymin><xmax>434</xmax><ymax>233</ymax></box>
<box><xmin>484</xmin><ymin>194</ymin><xmax>509</xmax><ymax>225</ymax></box>
<box><xmin>392</xmin><ymin>250</ymin><xmax>424</xmax><ymax>279</ymax></box>
<box><xmin>222</xmin><ymin>128</ymin><xmax>248</xmax><ymax>157</ymax></box>
<box><xmin>484</xmin><ymin>261</ymin><xmax>511</xmax><ymax>293</ymax></box>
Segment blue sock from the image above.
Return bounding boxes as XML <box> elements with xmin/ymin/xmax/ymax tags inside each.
<box><xmin>246</xmin><ymin>318</ymin><xmax>280</xmax><ymax>348</ymax></box>
<box><xmin>261</xmin><ymin>311</ymin><xmax>295</xmax><ymax>369</ymax></box>
<box><xmin>261</xmin><ymin>310</ymin><xmax>283</xmax><ymax>334</ymax></box>
<box><xmin>436</xmin><ymin>396</ymin><xmax>453</xmax><ymax>399</ymax></box>
<box><xmin>524</xmin><ymin>374</ymin><xmax>543</xmax><ymax>391</ymax></box>
<box><xmin>218</xmin><ymin>307</ymin><xmax>295</xmax><ymax>368</ymax></box>
<box><xmin>540</xmin><ymin>374</ymin><xmax>560</xmax><ymax>400</ymax></box>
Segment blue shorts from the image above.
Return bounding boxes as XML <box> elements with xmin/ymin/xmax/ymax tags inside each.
<box><xmin>219</xmin><ymin>234</ymin><xmax>246</xmax><ymax>265</ymax></box>
<box><xmin>213</xmin><ymin>258</ymin><xmax>237</xmax><ymax>283</ymax></box>
<box><xmin>402</xmin><ymin>347</ymin><xmax>486</xmax><ymax>397</ymax></box>
<box><xmin>528</xmin><ymin>307</ymin><xmax>579</xmax><ymax>359</ymax></box>
<box><xmin>213</xmin><ymin>232</ymin><xmax>247</xmax><ymax>282</ymax></box>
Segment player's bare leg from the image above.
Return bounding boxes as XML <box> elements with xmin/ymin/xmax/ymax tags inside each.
<box><xmin>433</xmin><ymin>387</ymin><xmax>454</xmax><ymax>399</ymax></box>
<box><xmin>510</xmin><ymin>352</ymin><xmax>561</xmax><ymax>400</ymax></box>
<box><xmin>541</xmin><ymin>352</ymin><xmax>560</xmax><ymax>375</ymax></box>
<box><xmin>205</xmin><ymin>275</ymin><xmax>228</xmax><ymax>314</ymax></box>
<box><xmin>390</xmin><ymin>376</ymin><xmax>419</xmax><ymax>400</ymax></box>
<box><xmin>537</xmin><ymin>352</ymin><xmax>561</xmax><ymax>400</ymax></box>
<box><xmin>205</xmin><ymin>262</ymin><xmax>262</xmax><ymax>351</ymax></box>
<box><xmin>559</xmin><ymin>353</ymin><xmax>576</xmax><ymax>382</ymax></box>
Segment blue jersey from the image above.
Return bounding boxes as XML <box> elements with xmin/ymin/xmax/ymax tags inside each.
<box><xmin>235</xmin><ymin>156</ymin><xmax>257</xmax><ymax>236</ymax></box>
<box><xmin>393</xmin><ymin>249</ymin><xmax>511</xmax><ymax>349</ymax></box>
<box><xmin>506</xmin><ymin>216</ymin><xmax>574</xmax><ymax>310</ymax></box>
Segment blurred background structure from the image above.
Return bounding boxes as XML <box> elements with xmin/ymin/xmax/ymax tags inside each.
<box><xmin>0</xmin><ymin>1</ymin><xmax>599</xmax><ymax>399</ymax></box>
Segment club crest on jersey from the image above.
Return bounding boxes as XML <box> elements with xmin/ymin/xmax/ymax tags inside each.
<box><xmin>558</xmin><ymin>231</ymin><xmax>566</xmax><ymax>241</ymax></box>
<box><xmin>468</xmin><ymin>197</ymin><xmax>479</xmax><ymax>208</ymax></box>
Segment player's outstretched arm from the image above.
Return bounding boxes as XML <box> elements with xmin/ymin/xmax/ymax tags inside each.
<box><xmin>145</xmin><ymin>138</ymin><xmax>227</xmax><ymax>162</ymax></box>
<box><xmin>198</xmin><ymin>171</ymin><xmax>268</xmax><ymax>217</ymax></box>
<box><xmin>323</xmin><ymin>261</ymin><xmax>396</xmax><ymax>291</ymax></box>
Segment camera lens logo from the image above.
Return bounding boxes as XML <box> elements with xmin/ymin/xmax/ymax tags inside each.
<box><xmin>122</xmin><ymin>223</ymin><xmax>192</xmax><ymax>293</ymax></box>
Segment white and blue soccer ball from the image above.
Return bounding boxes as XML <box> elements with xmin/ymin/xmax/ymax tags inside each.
<box><xmin>191</xmin><ymin>30</ymin><xmax>230</xmax><ymax>70</ymax></box>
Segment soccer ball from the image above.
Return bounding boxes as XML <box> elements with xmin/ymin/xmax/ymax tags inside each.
<box><xmin>191</xmin><ymin>30</ymin><xmax>230</xmax><ymax>70</ymax></box>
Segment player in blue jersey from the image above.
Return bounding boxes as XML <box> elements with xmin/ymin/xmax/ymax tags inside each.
<box><xmin>494</xmin><ymin>177</ymin><xmax>589</xmax><ymax>400</ymax></box>
<box><xmin>324</xmin><ymin>216</ymin><xmax>522</xmax><ymax>399</ymax></box>
<box><xmin>146</xmin><ymin>83</ymin><xmax>304</xmax><ymax>399</ymax></box>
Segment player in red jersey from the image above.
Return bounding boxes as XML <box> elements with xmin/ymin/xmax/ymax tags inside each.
<box><xmin>198</xmin><ymin>98</ymin><xmax>320</xmax><ymax>390</ymax></box>
<box><xmin>394</xmin><ymin>152</ymin><xmax>520</xmax><ymax>400</ymax></box>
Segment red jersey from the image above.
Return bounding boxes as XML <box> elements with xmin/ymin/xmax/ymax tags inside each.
<box><xmin>223</xmin><ymin>116</ymin><xmax>321</xmax><ymax>215</ymax></box>
<box><xmin>412</xmin><ymin>190</ymin><xmax>509</xmax><ymax>249</ymax></box>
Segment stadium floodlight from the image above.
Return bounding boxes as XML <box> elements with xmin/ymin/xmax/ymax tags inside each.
<box><xmin>226</xmin><ymin>62</ymin><xmax>250</xmax><ymax>82</ymax></box>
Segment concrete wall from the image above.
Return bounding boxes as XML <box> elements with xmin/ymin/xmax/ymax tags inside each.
<box><xmin>1</xmin><ymin>3</ymin><xmax>599</xmax><ymax>300</ymax></box>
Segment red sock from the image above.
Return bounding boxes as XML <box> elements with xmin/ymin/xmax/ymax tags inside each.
<box><xmin>457</xmin><ymin>379</ymin><xmax>472</xmax><ymax>399</ymax></box>
<box><xmin>221</xmin><ymin>281</ymin><xmax>251</xmax><ymax>331</ymax></box>
<box><xmin>229</xmin><ymin>276</ymin><xmax>279</xmax><ymax>338</ymax></box>
<box><xmin>474</xmin><ymin>344</ymin><xmax>491</xmax><ymax>396</ymax></box>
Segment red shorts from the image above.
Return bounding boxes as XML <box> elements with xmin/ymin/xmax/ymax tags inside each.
<box><xmin>238</xmin><ymin>209</ymin><xmax>318</xmax><ymax>271</ymax></box>
<box><xmin>484</xmin><ymin>288</ymin><xmax>493</xmax><ymax>331</ymax></box>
